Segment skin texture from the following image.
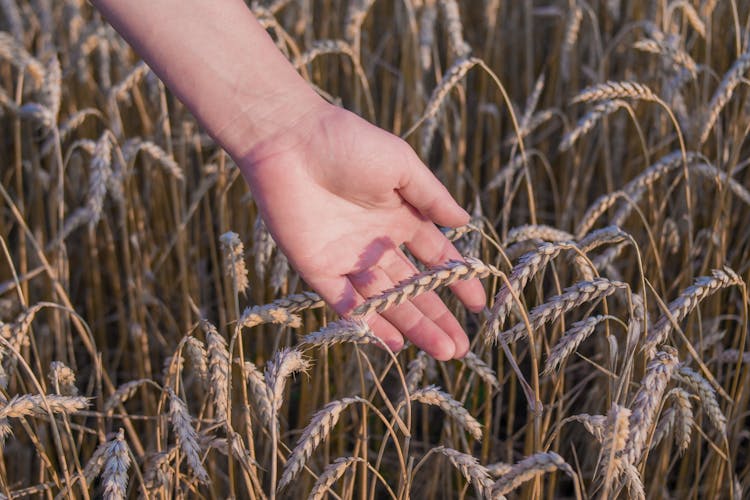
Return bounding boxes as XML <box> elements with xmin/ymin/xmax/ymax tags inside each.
<box><xmin>92</xmin><ymin>0</ymin><xmax>486</xmax><ymax>360</ymax></box>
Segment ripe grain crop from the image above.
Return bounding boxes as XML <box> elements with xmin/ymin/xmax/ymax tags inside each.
<box><xmin>1</xmin><ymin>1</ymin><xmax>749</xmax><ymax>498</ymax></box>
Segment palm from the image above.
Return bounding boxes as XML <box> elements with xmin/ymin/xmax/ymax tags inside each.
<box><xmin>243</xmin><ymin>107</ymin><xmax>485</xmax><ymax>359</ymax></box>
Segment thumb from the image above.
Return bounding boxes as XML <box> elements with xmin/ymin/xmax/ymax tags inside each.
<box><xmin>398</xmin><ymin>157</ymin><xmax>470</xmax><ymax>228</ymax></box>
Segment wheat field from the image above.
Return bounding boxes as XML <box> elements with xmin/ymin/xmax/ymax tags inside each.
<box><xmin>1</xmin><ymin>0</ymin><xmax>749</xmax><ymax>498</ymax></box>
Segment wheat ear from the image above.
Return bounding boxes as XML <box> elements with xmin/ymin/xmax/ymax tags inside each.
<box><xmin>674</xmin><ymin>365</ymin><xmax>726</xmax><ymax>436</ymax></box>
<box><xmin>101</xmin><ymin>428</ymin><xmax>131</xmax><ymax>500</ymax></box>
<box><xmin>492</xmin><ymin>451</ymin><xmax>576</xmax><ymax>496</ymax></box>
<box><xmin>166</xmin><ymin>387</ymin><xmax>209</xmax><ymax>484</ymax></box>
<box><xmin>433</xmin><ymin>446</ymin><xmax>493</xmax><ymax>497</ymax></box>
<box><xmin>302</xmin><ymin>319</ymin><xmax>380</xmax><ymax>347</ymax></box>
<box><xmin>410</xmin><ymin>385</ymin><xmax>483</xmax><ymax>440</ymax></box>
<box><xmin>699</xmin><ymin>51</ymin><xmax>750</xmax><ymax>144</ymax></box>
<box><xmin>308</xmin><ymin>457</ymin><xmax>361</xmax><ymax>500</ymax></box>
<box><xmin>203</xmin><ymin>320</ymin><xmax>230</xmax><ymax>423</ymax></box>
<box><xmin>571</xmin><ymin>80</ymin><xmax>658</xmax><ymax>103</ymax></box>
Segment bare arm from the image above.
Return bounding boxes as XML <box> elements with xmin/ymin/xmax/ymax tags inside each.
<box><xmin>92</xmin><ymin>0</ymin><xmax>487</xmax><ymax>360</ymax></box>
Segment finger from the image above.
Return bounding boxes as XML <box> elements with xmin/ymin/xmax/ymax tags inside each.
<box><xmin>398</xmin><ymin>155</ymin><xmax>470</xmax><ymax>228</ymax></box>
<box><xmin>303</xmin><ymin>274</ymin><xmax>404</xmax><ymax>351</ymax></box>
<box><xmin>349</xmin><ymin>264</ymin><xmax>456</xmax><ymax>360</ymax></box>
<box><xmin>406</xmin><ymin>222</ymin><xmax>487</xmax><ymax>313</ymax></box>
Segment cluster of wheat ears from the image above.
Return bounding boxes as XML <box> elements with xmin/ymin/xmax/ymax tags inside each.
<box><xmin>0</xmin><ymin>0</ymin><xmax>749</xmax><ymax>498</ymax></box>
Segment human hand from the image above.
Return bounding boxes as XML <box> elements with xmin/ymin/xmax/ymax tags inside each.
<box><xmin>240</xmin><ymin>102</ymin><xmax>486</xmax><ymax>360</ymax></box>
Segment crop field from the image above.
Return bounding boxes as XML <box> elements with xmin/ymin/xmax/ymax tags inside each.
<box><xmin>1</xmin><ymin>0</ymin><xmax>750</xmax><ymax>498</ymax></box>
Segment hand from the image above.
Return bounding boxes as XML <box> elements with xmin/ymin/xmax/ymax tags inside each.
<box><xmin>240</xmin><ymin>102</ymin><xmax>486</xmax><ymax>360</ymax></box>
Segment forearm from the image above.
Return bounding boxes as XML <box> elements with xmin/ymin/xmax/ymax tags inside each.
<box><xmin>92</xmin><ymin>0</ymin><xmax>325</xmax><ymax>161</ymax></box>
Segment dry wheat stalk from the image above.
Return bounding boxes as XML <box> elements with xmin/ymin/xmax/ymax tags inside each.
<box><xmin>203</xmin><ymin>320</ymin><xmax>230</xmax><ymax>423</ymax></box>
<box><xmin>410</xmin><ymin>385</ymin><xmax>483</xmax><ymax>440</ymax></box>
<box><xmin>433</xmin><ymin>446</ymin><xmax>493</xmax><ymax>497</ymax></box>
<box><xmin>166</xmin><ymin>387</ymin><xmax>209</xmax><ymax>484</ymax></box>
<box><xmin>104</xmin><ymin>379</ymin><xmax>151</xmax><ymax>412</ymax></box>
<box><xmin>183</xmin><ymin>337</ymin><xmax>208</xmax><ymax>384</ymax></box>
<box><xmin>302</xmin><ymin>319</ymin><xmax>380</xmax><ymax>348</ymax></box>
<box><xmin>620</xmin><ymin>347</ymin><xmax>679</xmax><ymax>467</ymax></box>
<box><xmin>418</xmin><ymin>1</ymin><xmax>437</xmax><ymax>70</ymax></box>
<box><xmin>294</xmin><ymin>39</ymin><xmax>354</xmax><ymax>67</ymax></box>
<box><xmin>560</xmin><ymin>4</ymin><xmax>583</xmax><ymax>82</ymax></box>
<box><xmin>492</xmin><ymin>451</ymin><xmax>575</xmax><ymax>496</ymax></box>
<box><xmin>405</xmin><ymin>350</ymin><xmax>431</xmax><ymax>394</ymax></box>
<box><xmin>239</xmin><ymin>304</ymin><xmax>302</xmax><ymax>330</ymax></box>
<box><xmin>699</xmin><ymin>51</ymin><xmax>750</xmax><ymax>144</ymax></box>
<box><xmin>279</xmin><ymin>396</ymin><xmax>363</xmax><ymax>491</ymax></box>
<box><xmin>219</xmin><ymin>232</ymin><xmax>250</xmax><ymax>295</ymax></box>
<box><xmin>253</xmin><ymin>215</ymin><xmax>275</xmax><ymax>281</ymax></box>
<box><xmin>102</xmin><ymin>428</ymin><xmax>131</xmax><ymax>500</ymax></box>
<box><xmin>559</xmin><ymin>99</ymin><xmax>627</xmax><ymax>152</ymax></box>
<box><xmin>506</xmin><ymin>225</ymin><xmax>574</xmax><ymax>244</ymax></box>
<box><xmin>499</xmin><ymin>278</ymin><xmax>628</xmax><ymax>344</ymax></box>
<box><xmin>566</xmin><ymin>413</ymin><xmax>606</xmax><ymax>442</ymax></box>
<box><xmin>0</xmin><ymin>32</ymin><xmax>44</xmax><ymax>86</ymax></box>
<box><xmin>0</xmin><ymin>394</ymin><xmax>88</xmax><ymax>419</ymax></box>
<box><xmin>265</xmin><ymin>348</ymin><xmax>310</xmax><ymax>424</ymax></box>
<box><xmin>572</xmin><ymin>80</ymin><xmax>658</xmax><ymax>103</ymax></box>
<box><xmin>674</xmin><ymin>365</ymin><xmax>726</xmax><ymax>436</ymax></box>
<box><xmin>308</xmin><ymin>457</ymin><xmax>361</xmax><ymax>500</ymax></box>
<box><xmin>544</xmin><ymin>315</ymin><xmax>609</xmax><ymax>375</ymax></box>
<box><xmin>643</xmin><ymin>267</ymin><xmax>742</xmax><ymax>357</ymax></box>
<box><xmin>599</xmin><ymin>404</ymin><xmax>631</xmax><ymax>496</ymax></box>
<box><xmin>353</xmin><ymin>257</ymin><xmax>497</xmax><ymax>317</ymax></box>
<box><xmin>485</xmin><ymin>242</ymin><xmax>565</xmax><ymax>342</ymax></box>
<box><xmin>438</xmin><ymin>0</ymin><xmax>471</xmax><ymax>59</ymax></box>
<box><xmin>49</xmin><ymin>361</ymin><xmax>77</xmax><ymax>396</ymax></box>
<box><xmin>633</xmin><ymin>38</ymin><xmax>697</xmax><ymax>75</ymax></box>
<box><xmin>122</xmin><ymin>138</ymin><xmax>184</xmax><ymax>181</ymax></box>
<box><xmin>461</xmin><ymin>351</ymin><xmax>500</xmax><ymax>390</ymax></box>
<box><xmin>241</xmin><ymin>360</ymin><xmax>273</xmax><ymax>430</ymax></box>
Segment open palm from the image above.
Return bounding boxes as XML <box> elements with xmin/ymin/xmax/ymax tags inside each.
<box><xmin>242</xmin><ymin>105</ymin><xmax>486</xmax><ymax>360</ymax></box>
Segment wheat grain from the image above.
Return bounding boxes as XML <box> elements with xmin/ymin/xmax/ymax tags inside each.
<box><xmin>544</xmin><ymin>315</ymin><xmax>609</xmax><ymax>375</ymax></box>
<box><xmin>308</xmin><ymin>457</ymin><xmax>361</xmax><ymax>500</ymax></box>
<box><xmin>433</xmin><ymin>446</ymin><xmax>493</xmax><ymax>497</ymax></box>
<box><xmin>265</xmin><ymin>348</ymin><xmax>310</xmax><ymax>423</ymax></box>
<box><xmin>353</xmin><ymin>257</ymin><xmax>496</xmax><ymax>317</ymax></box>
<box><xmin>643</xmin><ymin>267</ymin><xmax>742</xmax><ymax>357</ymax></box>
<box><xmin>499</xmin><ymin>278</ymin><xmax>628</xmax><ymax>344</ymax></box>
<box><xmin>461</xmin><ymin>351</ymin><xmax>500</xmax><ymax>390</ymax></box>
<box><xmin>560</xmin><ymin>99</ymin><xmax>627</xmax><ymax>152</ymax></box>
<box><xmin>302</xmin><ymin>319</ymin><xmax>380</xmax><ymax>347</ymax></box>
<box><xmin>239</xmin><ymin>304</ymin><xmax>302</xmax><ymax>330</ymax></box>
<box><xmin>674</xmin><ymin>365</ymin><xmax>726</xmax><ymax>436</ymax></box>
<box><xmin>241</xmin><ymin>360</ymin><xmax>273</xmax><ymax>429</ymax></box>
<box><xmin>104</xmin><ymin>379</ymin><xmax>151</xmax><ymax>412</ymax></box>
<box><xmin>599</xmin><ymin>404</ymin><xmax>631</xmax><ymax>496</ymax></box>
<box><xmin>405</xmin><ymin>350</ymin><xmax>431</xmax><ymax>394</ymax></box>
<box><xmin>410</xmin><ymin>385</ymin><xmax>483</xmax><ymax>440</ymax></box>
<box><xmin>253</xmin><ymin>215</ymin><xmax>275</xmax><ymax>281</ymax></box>
<box><xmin>572</xmin><ymin>80</ymin><xmax>658</xmax><ymax>103</ymax></box>
<box><xmin>438</xmin><ymin>0</ymin><xmax>471</xmax><ymax>60</ymax></box>
<box><xmin>167</xmin><ymin>387</ymin><xmax>209</xmax><ymax>484</ymax></box>
<box><xmin>101</xmin><ymin>428</ymin><xmax>131</xmax><ymax>500</ymax></box>
<box><xmin>0</xmin><ymin>32</ymin><xmax>44</xmax><ymax>86</ymax></box>
<box><xmin>48</xmin><ymin>361</ymin><xmax>77</xmax><ymax>396</ymax></box>
<box><xmin>0</xmin><ymin>394</ymin><xmax>88</xmax><ymax>419</ymax></box>
<box><xmin>279</xmin><ymin>397</ymin><xmax>363</xmax><ymax>491</ymax></box>
<box><xmin>184</xmin><ymin>337</ymin><xmax>208</xmax><ymax>384</ymax></box>
<box><xmin>203</xmin><ymin>320</ymin><xmax>230</xmax><ymax>423</ymax></box>
<box><xmin>699</xmin><ymin>51</ymin><xmax>750</xmax><ymax>144</ymax></box>
<box><xmin>492</xmin><ymin>451</ymin><xmax>575</xmax><ymax>496</ymax></box>
<box><xmin>560</xmin><ymin>5</ymin><xmax>583</xmax><ymax>82</ymax></box>
<box><xmin>122</xmin><ymin>138</ymin><xmax>184</xmax><ymax>181</ymax></box>
<box><xmin>219</xmin><ymin>232</ymin><xmax>250</xmax><ymax>295</ymax></box>
<box><xmin>506</xmin><ymin>224</ymin><xmax>574</xmax><ymax>244</ymax></box>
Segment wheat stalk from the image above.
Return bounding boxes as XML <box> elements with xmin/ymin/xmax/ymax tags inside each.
<box><xmin>278</xmin><ymin>396</ymin><xmax>363</xmax><ymax>491</ymax></box>
<box><xmin>643</xmin><ymin>267</ymin><xmax>742</xmax><ymax>357</ymax></box>
<box><xmin>492</xmin><ymin>451</ymin><xmax>576</xmax><ymax>496</ymax></box>
<box><xmin>498</xmin><ymin>278</ymin><xmax>628</xmax><ymax>344</ymax></box>
<box><xmin>353</xmin><ymin>257</ymin><xmax>497</xmax><ymax>317</ymax></box>
<box><xmin>166</xmin><ymin>387</ymin><xmax>209</xmax><ymax>484</ymax></box>
<box><xmin>410</xmin><ymin>385</ymin><xmax>483</xmax><ymax>440</ymax></box>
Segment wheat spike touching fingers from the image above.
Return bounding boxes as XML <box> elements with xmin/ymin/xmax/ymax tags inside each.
<box><xmin>302</xmin><ymin>319</ymin><xmax>380</xmax><ymax>347</ymax></box>
<box><xmin>239</xmin><ymin>304</ymin><xmax>302</xmax><ymax>330</ymax></box>
<box><xmin>571</xmin><ymin>80</ymin><xmax>658</xmax><ymax>103</ymax></box>
<box><xmin>492</xmin><ymin>451</ymin><xmax>576</xmax><ymax>496</ymax></box>
<box><xmin>353</xmin><ymin>258</ymin><xmax>497</xmax><ymax>317</ymax></box>
<box><xmin>278</xmin><ymin>397</ymin><xmax>363</xmax><ymax>491</ymax></box>
<box><xmin>643</xmin><ymin>267</ymin><xmax>743</xmax><ymax>357</ymax></box>
<box><xmin>167</xmin><ymin>387</ymin><xmax>209</xmax><ymax>484</ymax></box>
<box><xmin>433</xmin><ymin>446</ymin><xmax>493</xmax><ymax>497</ymax></box>
<box><xmin>410</xmin><ymin>385</ymin><xmax>483</xmax><ymax>440</ymax></box>
<box><xmin>699</xmin><ymin>51</ymin><xmax>750</xmax><ymax>144</ymax></box>
<box><xmin>308</xmin><ymin>457</ymin><xmax>361</xmax><ymax>500</ymax></box>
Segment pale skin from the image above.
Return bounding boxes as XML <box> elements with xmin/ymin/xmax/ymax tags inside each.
<box><xmin>93</xmin><ymin>0</ymin><xmax>486</xmax><ymax>360</ymax></box>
